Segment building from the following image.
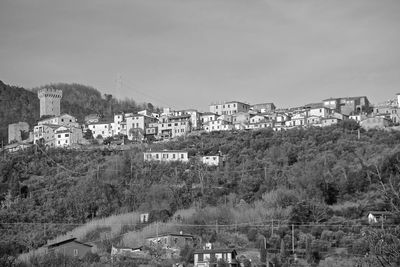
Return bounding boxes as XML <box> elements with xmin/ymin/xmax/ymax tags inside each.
<box><xmin>200</xmin><ymin>112</ymin><xmax>218</xmax><ymax>127</ymax></box>
<box><xmin>251</xmin><ymin>103</ymin><xmax>276</xmax><ymax>113</ymax></box>
<box><xmin>323</xmin><ymin>96</ymin><xmax>370</xmax><ymax>116</ymax></box>
<box><xmin>157</xmin><ymin>115</ymin><xmax>191</xmax><ymax>139</ymax></box>
<box><xmin>306</xmin><ymin>116</ymin><xmax>322</xmax><ymax>126</ymax></box>
<box><xmin>38</xmin><ymin>88</ymin><xmax>62</xmax><ymax>118</ymax></box>
<box><xmin>33</xmin><ymin>124</ymin><xmax>59</xmax><ymax>146</ymax></box>
<box><xmin>307</xmin><ymin>106</ymin><xmax>332</xmax><ymax>118</ymax></box>
<box><xmin>126</xmin><ymin>114</ymin><xmax>158</xmax><ymax>140</ymax></box>
<box><xmin>38</xmin><ymin>114</ymin><xmax>79</xmax><ymax>128</ymax></box>
<box><xmin>143</xmin><ymin>150</ymin><xmax>189</xmax><ymax>162</ymax></box>
<box><xmin>146</xmin><ymin>233</ymin><xmax>194</xmax><ymax>249</ymax></box>
<box><xmin>2</xmin><ymin>143</ymin><xmax>33</xmax><ymax>153</ymax></box>
<box><xmin>46</xmin><ymin>237</ymin><xmax>92</xmax><ymax>258</ymax></box>
<box><xmin>321</xmin><ymin>117</ymin><xmax>341</xmax><ymax>127</ymax></box>
<box><xmin>248</xmin><ymin>120</ymin><xmax>274</xmax><ymax>130</ymax></box>
<box><xmin>194</xmin><ymin>248</ymin><xmax>239</xmax><ymax>267</ymax></box>
<box><xmin>8</xmin><ymin>122</ymin><xmax>29</xmax><ymax>144</ymax></box>
<box><xmin>88</xmin><ymin>121</ymin><xmax>112</xmax><ymax>139</ymax></box>
<box><xmin>204</xmin><ymin>119</ymin><xmax>233</xmax><ymax>132</ymax></box>
<box><xmin>54</xmin><ymin>126</ymin><xmax>83</xmax><ymax>147</ymax></box>
<box><xmin>139</xmin><ymin>213</ymin><xmax>149</xmax><ymax>223</ymax></box>
<box><xmin>209</xmin><ymin>101</ymin><xmax>250</xmax><ymax>115</ymax></box>
<box><xmin>349</xmin><ymin>114</ymin><xmax>368</xmax><ymax>122</ymax></box>
<box><xmin>202</xmin><ymin>155</ymin><xmax>220</xmax><ymax>166</ymax></box>
<box><xmin>232</xmin><ymin>112</ymin><xmax>251</xmax><ymax>125</ymax></box>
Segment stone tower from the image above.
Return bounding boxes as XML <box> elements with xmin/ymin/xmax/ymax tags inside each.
<box><xmin>38</xmin><ymin>88</ymin><xmax>63</xmax><ymax>118</ymax></box>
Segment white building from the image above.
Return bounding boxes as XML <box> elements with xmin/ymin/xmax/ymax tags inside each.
<box><xmin>321</xmin><ymin>117</ymin><xmax>341</xmax><ymax>127</ymax></box>
<box><xmin>33</xmin><ymin>124</ymin><xmax>59</xmax><ymax>146</ymax></box>
<box><xmin>209</xmin><ymin>101</ymin><xmax>250</xmax><ymax>115</ymax></box>
<box><xmin>204</xmin><ymin>119</ymin><xmax>233</xmax><ymax>132</ymax></box>
<box><xmin>54</xmin><ymin>126</ymin><xmax>83</xmax><ymax>147</ymax></box>
<box><xmin>202</xmin><ymin>155</ymin><xmax>220</xmax><ymax>166</ymax></box>
<box><xmin>200</xmin><ymin>112</ymin><xmax>218</xmax><ymax>128</ymax></box>
<box><xmin>143</xmin><ymin>150</ymin><xmax>189</xmax><ymax>162</ymax></box>
<box><xmin>88</xmin><ymin>122</ymin><xmax>112</xmax><ymax>139</ymax></box>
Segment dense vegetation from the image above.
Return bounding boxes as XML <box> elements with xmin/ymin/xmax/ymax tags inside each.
<box><xmin>0</xmin><ymin>81</ymin><xmax>153</xmax><ymax>144</ymax></box>
<box><xmin>1</xmin><ymin>125</ymin><xmax>400</xmax><ymax>266</ymax></box>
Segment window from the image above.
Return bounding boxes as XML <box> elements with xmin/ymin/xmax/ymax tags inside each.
<box><xmin>156</xmin><ymin>154</ymin><xmax>159</xmax><ymax>159</ymax></box>
<box><xmin>173</xmin><ymin>154</ymin><xmax>176</xmax><ymax>158</ymax></box>
<box><xmin>65</xmin><ymin>140</ymin><xmax>68</xmax><ymax>144</ymax></box>
<box><xmin>181</xmin><ymin>154</ymin><xmax>184</xmax><ymax>159</ymax></box>
<box><xmin>168</xmin><ymin>124</ymin><xmax>171</xmax><ymax>127</ymax></box>
<box><xmin>65</xmin><ymin>134</ymin><xmax>69</xmax><ymax>137</ymax></box>
<box><xmin>175</xmin><ymin>123</ymin><xmax>178</xmax><ymax>126</ymax></box>
<box><xmin>58</xmin><ymin>141</ymin><xmax>60</xmax><ymax>144</ymax></box>
<box><xmin>73</xmin><ymin>249</ymin><xmax>78</xmax><ymax>257</ymax></box>
<box><xmin>198</xmin><ymin>253</ymin><xmax>204</xmax><ymax>261</ymax></box>
<box><xmin>58</xmin><ymin>135</ymin><xmax>61</xmax><ymax>138</ymax></box>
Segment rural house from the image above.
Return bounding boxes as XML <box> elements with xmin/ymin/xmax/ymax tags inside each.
<box><xmin>46</xmin><ymin>237</ymin><xmax>93</xmax><ymax>258</ymax></box>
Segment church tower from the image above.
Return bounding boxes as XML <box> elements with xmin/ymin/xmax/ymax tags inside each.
<box><xmin>38</xmin><ymin>88</ymin><xmax>63</xmax><ymax>118</ymax></box>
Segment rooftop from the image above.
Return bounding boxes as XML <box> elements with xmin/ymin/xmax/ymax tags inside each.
<box><xmin>46</xmin><ymin>237</ymin><xmax>92</xmax><ymax>249</ymax></box>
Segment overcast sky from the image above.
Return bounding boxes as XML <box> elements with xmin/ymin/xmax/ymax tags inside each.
<box><xmin>1</xmin><ymin>0</ymin><xmax>399</xmax><ymax>110</ymax></box>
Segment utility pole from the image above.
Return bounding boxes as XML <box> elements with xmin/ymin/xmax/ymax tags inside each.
<box><xmin>292</xmin><ymin>224</ymin><xmax>295</xmax><ymax>261</ymax></box>
<box><xmin>264</xmin><ymin>166</ymin><xmax>267</xmax><ymax>181</ymax></box>
<box><xmin>265</xmin><ymin>235</ymin><xmax>269</xmax><ymax>267</ymax></box>
<box><xmin>271</xmin><ymin>219</ymin><xmax>274</xmax><ymax>236</ymax></box>
<box><xmin>358</xmin><ymin>129</ymin><xmax>361</xmax><ymax>140</ymax></box>
<box><xmin>215</xmin><ymin>220</ymin><xmax>218</xmax><ymax>234</ymax></box>
<box><xmin>156</xmin><ymin>221</ymin><xmax>159</xmax><ymax>239</ymax></box>
<box><xmin>1</xmin><ymin>140</ymin><xmax>4</xmax><ymax>160</ymax></box>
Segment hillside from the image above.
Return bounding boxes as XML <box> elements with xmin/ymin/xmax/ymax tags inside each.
<box><xmin>1</xmin><ymin>126</ymin><xmax>400</xmax><ymax>265</ymax></box>
<box><xmin>0</xmin><ymin>81</ymin><xmax>151</xmax><ymax>144</ymax></box>
<box><xmin>0</xmin><ymin>81</ymin><xmax>40</xmax><ymax>144</ymax></box>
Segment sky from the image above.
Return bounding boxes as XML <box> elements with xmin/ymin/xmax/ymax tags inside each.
<box><xmin>1</xmin><ymin>0</ymin><xmax>400</xmax><ymax>111</ymax></box>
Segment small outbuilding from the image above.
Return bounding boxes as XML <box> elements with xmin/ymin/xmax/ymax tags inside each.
<box><xmin>46</xmin><ymin>237</ymin><xmax>93</xmax><ymax>258</ymax></box>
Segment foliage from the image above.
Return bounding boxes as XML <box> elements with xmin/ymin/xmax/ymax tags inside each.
<box><xmin>1</xmin><ymin>125</ymin><xmax>400</xmax><ymax>266</ymax></box>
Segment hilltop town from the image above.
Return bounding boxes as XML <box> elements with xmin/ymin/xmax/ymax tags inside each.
<box><xmin>4</xmin><ymin>86</ymin><xmax>400</xmax><ymax>153</ymax></box>
<box><xmin>2</xmin><ymin>85</ymin><xmax>400</xmax><ymax>267</ymax></box>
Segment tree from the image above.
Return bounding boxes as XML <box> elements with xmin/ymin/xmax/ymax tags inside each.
<box><xmin>83</xmin><ymin>129</ymin><xmax>93</xmax><ymax>140</ymax></box>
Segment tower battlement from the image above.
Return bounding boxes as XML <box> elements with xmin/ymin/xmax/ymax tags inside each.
<box><xmin>38</xmin><ymin>88</ymin><xmax>63</xmax><ymax>99</ymax></box>
<box><xmin>38</xmin><ymin>88</ymin><xmax>63</xmax><ymax>117</ymax></box>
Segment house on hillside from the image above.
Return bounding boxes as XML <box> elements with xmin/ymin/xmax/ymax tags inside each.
<box><xmin>194</xmin><ymin>248</ymin><xmax>239</xmax><ymax>267</ymax></box>
<box><xmin>146</xmin><ymin>232</ymin><xmax>194</xmax><ymax>249</ymax></box>
<box><xmin>143</xmin><ymin>150</ymin><xmax>189</xmax><ymax>162</ymax></box>
<box><xmin>321</xmin><ymin>117</ymin><xmax>341</xmax><ymax>127</ymax></box>
<box><xmin>202</xmin><ymin>155</ymin><xmax>221</xmax><ymax>166</ymax></box>
<box><xmin>46</xmin><ymin>237</ymin><xmax>93</xmax><ymax>258</ymax></box>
